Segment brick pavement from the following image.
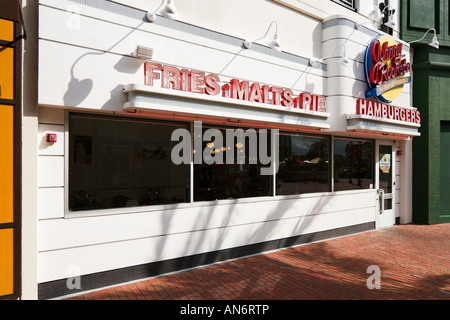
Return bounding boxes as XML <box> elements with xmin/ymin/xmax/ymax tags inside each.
<box><xmin>64</xmin><ymin>224</ymin><xmax>449</xmax><ymax>300</ymax></box>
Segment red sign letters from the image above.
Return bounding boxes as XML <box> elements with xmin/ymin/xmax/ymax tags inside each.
<box><xmin>144</xmin><ymin>61</ymin><xmax>327</xmax><ymax>113</ymax></box>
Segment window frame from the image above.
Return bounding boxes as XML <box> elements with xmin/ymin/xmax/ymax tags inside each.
<box><xmin>331</xmin><ymin>0</ymin><xmax>357</xmax><ymax>12</ymax></box>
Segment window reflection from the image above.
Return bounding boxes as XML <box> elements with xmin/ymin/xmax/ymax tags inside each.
<box><xmin>333</xmin><ymin>139</ymin><xmax>374</xmax><ymax>191</ymax></box>
<box><xmin>277</xmin><ymin>133</ymin><xmax>330</xmax><ymax>195</ymax></box>
<box><xmin>69</xmin><ymin>114</ymin><xmax>189</xmax><ymax>211</ymax></box>
<box><xmin>193</xmin><ymin>126</ymin><xmax>272</xmax><ymax>201</ymax></box>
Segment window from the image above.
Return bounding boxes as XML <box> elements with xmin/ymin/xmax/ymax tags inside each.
<box><xmin>193</xmin><ymin>126</ymin><xmax>273</xmax><ymax>201</ymax></box>
<box><xmin>277</xmin><ymin>133</ymin><xmax>330</xmax><ymax>195</ymax></box>
<box><xmin>68</xmin><ymin>113</ymin><xmax>377</xmax><ymax>213</ymax></box>
<box><xmin>333</xmin><ymin>139</ymin><xmax>374</xmax><ymax>191</ymax></box>
<box><xmin>331</xmin><ymin>0</ymin><xmax>356</xmax><ymax>11</ymax></box>
<box><xmin>68</xmin><ymin>114</ymin><xmax>189</xmax><ymax>211</ymax></box>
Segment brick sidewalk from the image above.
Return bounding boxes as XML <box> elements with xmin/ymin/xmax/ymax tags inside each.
<box><xmin>65</xmin><ymin>224</ymin><xmax>450</xmax><ymax>300</ymax></box>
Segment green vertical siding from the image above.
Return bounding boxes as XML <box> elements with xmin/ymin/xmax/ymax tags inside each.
<box><xmin>401</xmin><ymin>0</ymin><xmax>450</xmax><ymax>224</ymax></box>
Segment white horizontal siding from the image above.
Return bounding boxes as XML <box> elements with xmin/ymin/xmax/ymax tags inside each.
<box><xmin>38</xmin><ymin>157</ymin><xmax>65</xmax><ymax>188</ymax></box>
<box><xmin>38</xmin><ymin>190</ymin><xmax>376</xmax><ymax>282</ymax></box>
<box><xmin>38</xmin><ymin>188</ymin><xmax>65</xmax><ymax>220</ymax></box>
<box><xmin>38</xmin><ymin>108</ymin><xmax>66</xmax><ymax>220</ymax></box>
<box><xmin>38</xmin><ymin>2</ymin><xmax>326</xmax><ymax>111</ymax></box>
<box><xmin>40</xmin><ymin>0</ymin><xmax>323</xmax><ymax>59</ymax></box>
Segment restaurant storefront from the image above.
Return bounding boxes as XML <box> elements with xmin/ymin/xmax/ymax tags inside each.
<box><xmin>27</xmin><ymin>0</ymin><xmax>420</xmax><ymax>299</ymax></box>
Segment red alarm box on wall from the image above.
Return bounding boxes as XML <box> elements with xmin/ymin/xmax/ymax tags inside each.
<box><xmin>46</xmin><ymin>133</ymin><xmax>57</xmax><ymax>143</ymax></box>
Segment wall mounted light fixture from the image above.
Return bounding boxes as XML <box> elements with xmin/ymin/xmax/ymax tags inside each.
<box><xmin>409</xmin><ymin>28</ymin><xmax>439</xmax><ymax>49</ymax></box>
<box><xmin>356</xmin><ymin>4</ymin><xmax>396</xmax><ymax>30</ymax></box>
<box><xmin>146</xmin><ymin>0</ymin><xmax>178</xmax><ymax>22</ymax></box>
<box><xmin>309</xmin><ymin>40</ymin><xmax>349</xmax><ymax>67</ymax></box>
<box><xmin>243</xmin><ymin>21</ymin><xmax>282</xmax><ymax>52</ymax></box>
<box><xmin>135</xmin><ymin>45</ymin><xmax>154</xmax><ymax>60</ymax></box>
<box><xmin>378</xmin><ymin>3</ymin><xmax>396</xmax><ymax>29</ymax></box>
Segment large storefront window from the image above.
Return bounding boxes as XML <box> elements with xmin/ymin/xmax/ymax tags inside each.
<box><xmin>277</xmin><ymin>133</ymin><xmax>330</xmax><ymax>195</ymax></box>
<box><xmin>193</xmin><ymin>126</ymin><xmax>273</xmax><ymax>201</ymax></box>
<box><xmin>68</xmin><ymin>114</ymin><xmax>377</xmax><ymax>212</ymax></box>
<box><xmin>69</xmin><ymin>114</ymin><xmax>189</xmax><ymax>211</ymax></box>
<box><xmin>333</xmin><ymin>139</ymin><xmax>374</xmax><ymax>191</ymax></box>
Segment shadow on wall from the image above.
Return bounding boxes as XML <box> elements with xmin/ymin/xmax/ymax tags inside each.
<box><xmin>62</xmin><ymin>20</ymin><xmax>146</xmax><ymax>108</ymax></box>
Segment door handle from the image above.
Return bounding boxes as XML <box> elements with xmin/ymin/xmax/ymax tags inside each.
<box><xmin>378</xmin><ymin>189</ymin><xmax>384</xmax><ymax>214</ymax></box>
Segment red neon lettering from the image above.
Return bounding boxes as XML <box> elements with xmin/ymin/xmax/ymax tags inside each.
<box><xmin>357</xmin><ymin>99</ymin><xmax>367</xmax><ymax>115</ymax></box>
<box><xmin>262</xmin><ymin>85</ymin><xmax>273</xmax><ymax>104</ymax></box>
<box><xmin>205</xmin><ymin>73</ymin><xmax>220</xmax><ymax>96</ymax></box>
<box><xmin>374</xmin><ymin>103</ymin><xmax>382</xmax><ymax>117</ymax></box>
<box><xmin>249</xmin><ymin>83</ymin><xmax>262</xmax><ymax>103</ymax></box>
<box><xmin>317</xmin><ymin>96</ymin><xmax>326</xmax><ymax>112</ymax></box>
<box><xmin>281</xmin><ymin>89</ymin><xmax>293</xmax><ymax>107</ymax></box>
<box><xmin>400</xmin><ymin>108</ymin><xmax>405</xmax><ymax>121</ymax></box>
<box><xmin>230</xmin><ymin>79</ymin><xmax>249</xmax><ymax>101</ymax></box>
<box><xmin>271</xmin><ymin>86</ymin><xmax>282</xmax><ymax>106</ymax></box>
<box><xmin>394</xmin><ymin>106</ymin><xmax>400</xmax><ymax>120</ymax></box>
<box><xmin>299</xmin><ymin>93</ymin><xmax>311</xmax><ymax>110</ymax></box>
<box><xmin>190</xmin><ymin>70</ymin><xmax>205</xmax><ymax>94</ymax></box>
<box><xmin>388</xmin><ymin>105</ymin><xmax>394</xmax><ymax>119</ymax></box>
<box><xmin>410</xmin><ymin>110</ymin><xmax>416</xmax><ymax>123</ymax></box>
<box><xmin>367</xmin><ymin>102</ymin><xmax>373</xmax><ymax>116</ymax></box>
<box><xmin>181</xmin><ymin>69</ymin><xmax>190</xmax><ymax>91</ymax></box>
<box><xmin>370</xmin><ymin>40</ymin><xmax>380</xmax><ymax>63</ymax></box>
<box><xmin>144</xmin><ymin>61</ymin><xmax>161</xmax><ymax>86</ymax></box>
<box><xmin>293</xmin><ymin>97</ymin><xmax>300</xmax><ymax>108</ymax></box>
<box><xmin>143</xmin><ymin>61</ymin><xmax>330</xmax><ymax>114</ymax></box>
<box><xmin>222</xmin><ymin>84</ymin><xmax>230</xmax><ymax>97</ymax></box>
<box><xmin>357</xmin><ymin>99</ymin><xmax>421</xmax><ymax>124</ymax></box>
<box><xmin>416</xmin><ymin>111</ymin><xmax>421</xmax><ymax>123</ymax></box>
<box><xmin>368</xmin><ymin>40</ymin><xmax>410</xmax><ymax>86</ymax></box>
<box><xmin>162</xmin><ymin>65</ymin><xmax>181</xmax><ymax>90</ymax></box>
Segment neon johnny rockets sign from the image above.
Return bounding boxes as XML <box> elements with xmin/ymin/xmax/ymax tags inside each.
<box><xmin>144</xmin><ymin>61</ymin><xmax>327</xmax><ymax>113</ymax></box>
<box><xmin>364</xmin><ymin>36</ymin><xmax>411</xmax><ymax>103</ymax></box>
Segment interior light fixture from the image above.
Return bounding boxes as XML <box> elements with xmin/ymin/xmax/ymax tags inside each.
<box><xmin>409</xmin><ymin>28</ymin><xmax>439</xmax><ymax>49</ymax></box>
<box><xmin>243</xmin><ymin>21</ymin><xmax>282</xmax><ymax>52</ymax></box>
<box><xmin>146</xmin><ymin>0</ymin><xmax>178</xmax><ymax>22</ymax></box>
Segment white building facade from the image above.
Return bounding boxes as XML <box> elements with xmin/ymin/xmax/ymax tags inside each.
<box><xmin>19</xmin><ymin>0</ymin><xmax>419</xmax><ymax>299</ymax></box>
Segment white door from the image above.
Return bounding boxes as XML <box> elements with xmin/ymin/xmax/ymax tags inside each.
<box><xmin>376</xmin><ymin>142</ymin><xmax>395</xmax><ymax>228</ymax></box>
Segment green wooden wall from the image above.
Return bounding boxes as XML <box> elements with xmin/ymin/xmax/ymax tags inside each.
<box><xmin>401</xmin><ymin>0</ymin><xmax>450</xmax><ymax>224</ymax></box>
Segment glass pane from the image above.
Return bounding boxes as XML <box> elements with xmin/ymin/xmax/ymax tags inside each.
<box><xmin>193</xmin><ymin>126</ymin><xmax>272</xmax><ymax>201</ymax></box>
<box><xmin>379</xmin><ymin>145</ymin><xmax>392</xmax><ymax>194</ymax></box>
<box><xmin>384</xmin><ymin>198</ymin><xmax>392</xmax><ymax>210</ymax></box>
<box><xmin>69</xmin><ymin>115</ymin><xmax>189</xmax><ymax>211</ymax></box>
<box><xmin>334</xmin><ymin>139</ymin><xmax>374</xmax><ymax>191</ymax></box>
<box><xmin>277</xmin><ymin>133</ymin><xmax>329</xmax><ymax>195</ymax></box>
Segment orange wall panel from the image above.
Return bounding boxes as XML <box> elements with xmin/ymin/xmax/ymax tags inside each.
<box><xmin>0</xmin><ymin>47</ymin><xmax>14</xmax><ymax>100</ymax></box>
<box><xmin>0</xmin><ymin>228</ymin><xmax>14</xmax><ymax>296</ymax></box>
<box><xmin>0</xmin><ymin>105</ymin><xmax>14</xmax><ymax>224</ymax></box>
<box><xmin>0</xmin><ymin>19</ymin><xmax>14</xmax><ymax>42</ymax></box>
